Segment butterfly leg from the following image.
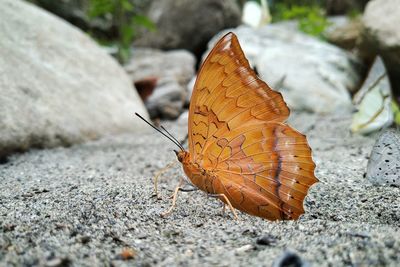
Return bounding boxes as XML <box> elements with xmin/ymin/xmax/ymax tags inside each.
<box><xmin>153</xmin><ymin>161</ymin><xmax>178</xmax><ymax>199</ymax></box>
<box><xmin>208</xmin><ymin>193</ymin><xmax>239</xmax><ymax>220</ymax></box>
<box><xmin>160</xmin><ymin>178</ymin><xmax>184</xmax><ymax>218</ymax></box>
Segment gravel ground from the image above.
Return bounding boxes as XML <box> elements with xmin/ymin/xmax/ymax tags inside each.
<box><xmin>1</xmin><ymin>112</ymin><xmax>399</xmax><ymax>266</ymax></box>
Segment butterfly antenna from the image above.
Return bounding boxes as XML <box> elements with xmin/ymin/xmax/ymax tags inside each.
<box><xmin>135</xmin><ymin>113</ymin><xmax>184</xmax><ymax>151</ymax></box>
<box><xmin>160</xmin><ymin>125</ymin><xmax>185</xmax><ymax>151</ymax></box>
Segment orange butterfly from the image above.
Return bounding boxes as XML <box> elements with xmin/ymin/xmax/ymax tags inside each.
<box><xmin>137</xmin><ymin>32</ymin><xmax>318</xmax><ymax>220</ymax></box>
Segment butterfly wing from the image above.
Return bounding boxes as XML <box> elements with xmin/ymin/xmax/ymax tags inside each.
<box><xmin>188</xmin><ymin>32</ymin><xmax>290</xmax><ymax>165</ymax></box>
<box><xmin>187</xmin><ymin>32</ymin><xmax>317</xmax><ymax>220</ymax></box>
<box><xmin>204</xmin><ymin>122</ymin><xmax>317</xmax><ymax>220</ymax></box>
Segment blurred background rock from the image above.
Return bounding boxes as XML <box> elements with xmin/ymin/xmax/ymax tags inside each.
<box><xmin>1</xmin><ymin>0</ymin><xmax>400</xmax><ymax>160</ymax></box>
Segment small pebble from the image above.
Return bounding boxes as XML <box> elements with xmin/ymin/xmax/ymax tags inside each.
<box><xmin>120</xmin><ymin>248</ymin><xmax>136</xmax><ymax>260</ymax></box>
<box><xmin>272</xmin><ymin>250</ymin><xmax>309</xmax><ymax>267</ymax></box>
<box><xmin>256</xmin><ymin>234</ymin><xmax>277</xmax><ymax>246</ymax></box>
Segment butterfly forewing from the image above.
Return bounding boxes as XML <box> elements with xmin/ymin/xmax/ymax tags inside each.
<box><xmin>188</xmin><ymin>33</ymin><xmax>290</xmax><ymax>164</ymax></box>
<box><xmin>187</xmin><ymin>32</ymin><xmax>318</xmax><ymax>220</ymax></box>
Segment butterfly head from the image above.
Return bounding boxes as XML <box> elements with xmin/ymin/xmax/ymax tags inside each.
<box><xmin>174</xmin><ymin>150</ymin><xmax>189</xmax><ymax>163</ymax></box>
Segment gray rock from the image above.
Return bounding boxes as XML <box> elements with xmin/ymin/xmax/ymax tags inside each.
<box><xmin>185</xmin><ymin>76</ymin><xmax>197</xmax><ymax>107</ymax></box>
<box><xmin>124</xmin><ymin>48</ymin><xmax>195</xmax><ymax>119</ymax></box>
<box><xmin>351</xmin><ymin>57</ymin><xmax>393</xmax><ymax>134</ymax></box>
<box><xmin>205</xmin><ymin>25</ymin><xmax>363</xmax><ymax>113</ymax></box>
<box><xmin>324</xmin><ymin>16</ymin><xmax>363</xmax><ymax>50</ymax></box>
<box><xmin>366</xmin><ymin>129</ymin><xmax>400</xmax><ymax>186</ymax></box>
<box><xmin>256</xmin><ymin>234</ymin><xmax>277</xmax><ymax>246</ymax></box>
<box><xmin>146</xmin><ymin>78</ymin><xmax>186</xmax><ymax>119</ymax></box>
<box><xmin>361</xmin><ymin>0</ymin><xmax>400</xmax><ymax>99</ymax></box>
<box><xmin>0</xmin><ymin>0</ymin><xmax>148</xmax><ymax>160</ymax></box>
<box><xmin>134</xmin><ymin>0</ymin><xmax>241</xmax><ymax>55</ymax></box>
<box><xmin>325</xmin><ymin>0</ymin><xmax>370</xmax><ymax>15</ymax></box>
<box><xmin>272</xmin><ymin>250</ymin><xmax>310</xmax><ymax>267</ymax></box>
<box><xmin>125</xmin><ymin>48</ymin><xmax>195</xmax><ymax>87</ymax></box>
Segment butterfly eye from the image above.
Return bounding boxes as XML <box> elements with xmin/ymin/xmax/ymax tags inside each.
<box><xmin>174</xmin><ymin>150</ymin><xmax>183</xmax><ymax>162</ymax></box>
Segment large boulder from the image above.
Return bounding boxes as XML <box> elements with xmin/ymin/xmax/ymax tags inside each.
<box><xmin>0</xmin><ymin>0</ymin><xmax>148</xmax><ymax>160</ymax></box>
<box><xmin>361</xmin><ymin>0</ymin><xmax>400</xmax><ymax>101</ymax></box>
<box><xmin>134</xmin><ymin>0</ymin><xmax>241</xmax><ymax>56</ymax></box>
<box><xmin>204</xmin><ymin>25</ymin><xmax>363</xmax><ymax>113</ymax></box>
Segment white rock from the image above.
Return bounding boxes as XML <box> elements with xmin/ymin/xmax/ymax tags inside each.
<box><xmin>0</xmin><ymin>0</ymin><xmax>148</xmax><ymax>159</ymax></box>
<box><xmin>367</xmin><ymin>129</ymin><xmax>400</xmax><ymax>187</ymax></box>
<box><xmin>242</xmin><ymin>0</ymin><xmax>271</xmax><ymax>28</ymax></box>
<box><xmin>351</xmin><ymin>57</ymin><xmax>393</xmax><ymax>134</ymax></box>
<box><xmin>362</xmin><ymin>0</ymin><xmax>400</xmax><ymax>49</ymax></box>
<box><xmin>206</xmin><ymin>25</ymin><xmax>362</xmax><ymax>113</ymax></box>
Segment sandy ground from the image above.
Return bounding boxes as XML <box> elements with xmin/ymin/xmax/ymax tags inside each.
<box><xmin>1</xmin><ymin>112</ymin><xmax>399</xmax><ymax>266</ymax></box>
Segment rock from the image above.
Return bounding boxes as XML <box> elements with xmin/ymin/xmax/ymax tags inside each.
<box><xmin>146</xmin><ymin>79</ymin><xmax>186</xmax><ymax>119</ymax></box>
<box><xmin>366</xmin><ymin>129</ymin><xmax>400</xmax><ymax>187</ymax></box>
<box><xmin>361</xmin><ymin>0</ymin><xmax>400</xmax><ymax>100</ymax></box>
<box><xmin>324</xmin><ymin>16</ymin><xmax>363</xmax><ymax>50</ymax></box>
<box><xmin>125</xmin><ymin>48</ymin><xmax>195</xmax><ymax>86</ymax></box>
<box><xmin>351</xmin><ymin>57</ymin><xmax>393</xmax><ymax>134</ymax></box>
<box><xmin>134</xmin><ymin>77</ymin><xmax>158</xmax><ymax>102</ymax></box>
<box><xmin>177</xmin><ymin>110</ymin><xmax>189</xmax><ymax>127</ymax></box>
<box><xmin>272</xmin><ymin>250</ymin><xmax>310</xmax><ymax>267</ymax></box>
<box><xmin>205</xmin><ymin>25</ymin><xmax>363</xmax><ymax>113</ymax></box>
<box><xmin>325</xmin><ymin>0</ymin><xmax>370</xmax><ymax>15</ymax></box>
<box><xmin>185</xmin><ymin>76</ymin><xmax>197</xmax><ymax>107</ymax></box>
<box><xmin>256</xmin><ymin>234</ymin><xmax>277</xmax><ymax>246</ymax></box>
<box><xmin>234</xmin><ymin>244</ymin><xmax>254</xmax><ymax>255</ymax></box>
<box><xmin>0</xmin><ymin>0</ymin><xmax>148</xmax><ymax>160</ymax></box>
<box><xmin>134</xmin><ymin>0</ymin><xmax>241</xmax><ymax>56</ymax></box>
<box><xmin>119</xmin><ymin>247</ymin><xmax>136</xmax><ymax>260</ymax></box>
<box><xmin>124</xmin><ymin>48</ymin><xmax>195</xmax><ymax>119</ymax></box>
<box><xmin>242</xmin><ymin>0</ymin><xmax>271</xmax><ymax>28</ymax></box>
<box><xmin>45</xmin><ymin>257</ymin><xmax>70</xmax><ymax>267</ymax></box>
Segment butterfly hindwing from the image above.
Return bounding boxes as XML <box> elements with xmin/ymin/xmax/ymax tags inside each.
<box><xmin>204</xmin><ymin>122</ymin><xmax>317</xmax><ymax>220</ymax></box>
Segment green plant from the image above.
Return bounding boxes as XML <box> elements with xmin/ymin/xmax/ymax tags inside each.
<box><xmin>392</xmin><ymin>100</ymin><xmax>400</xmax><ymax>126</ymax></box>
<box><xmin>88</xmin><ymin>0</ymin><xmax>155</xmax><ymax>64</ymax></box>
<box><xmin>272</xmin><ymin>4</ymin><xmax>330</xmax><ymax>39</ymax></box>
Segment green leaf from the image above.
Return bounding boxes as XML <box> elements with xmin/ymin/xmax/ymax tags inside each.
<box><xmin>121</xmin><ymin>0</ymin><xmax>133</xmax><ymax>12</ymax></box>
<box><xmin>88</xmin><ymin>0</ymin><xmax>114</xmax><ymax>17</ymax></box>
<box><xmin>132</xmin><ymin>15</ymin><xmax>156</xmax><ymax>31</ymax></box>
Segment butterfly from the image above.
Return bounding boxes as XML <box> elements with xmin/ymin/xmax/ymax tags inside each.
<box><xmin>137</xmin><ymin>32</ymin><xmax>318</xmax><ymax>220</ymax></box>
